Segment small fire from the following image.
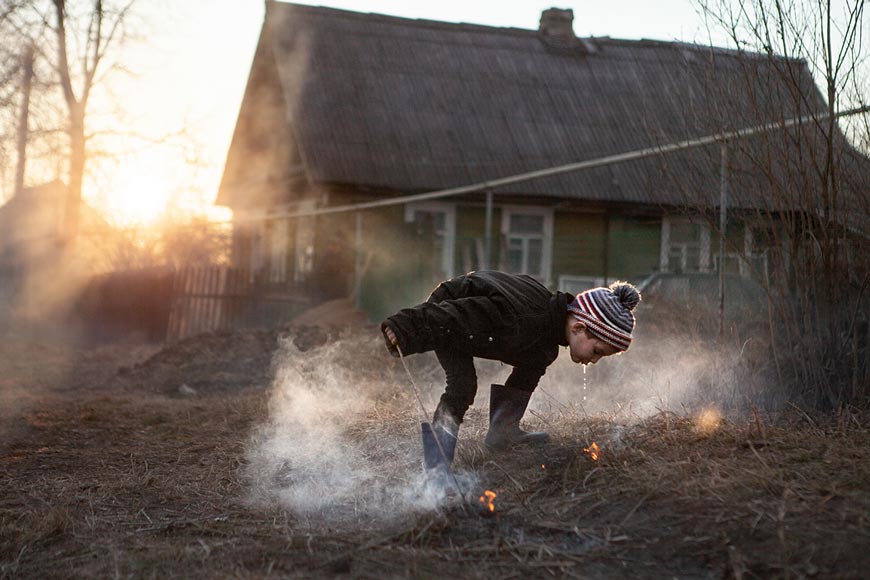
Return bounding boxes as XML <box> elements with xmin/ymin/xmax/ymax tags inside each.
<box><xmin>479</xmin><ymin>490</ymin><xmax>497</xmax><ymax>512</ymax></box>
<box><xmin>583</xmin><ymin>441</ymin><xmax>600</xmax><ymax>461</ymax></box>
<box><xmin>695</xmin><ymin>407</ymin><xmax>722</xmax><ymax>435</ymax></box>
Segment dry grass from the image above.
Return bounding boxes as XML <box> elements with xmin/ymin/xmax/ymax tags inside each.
<box><xmin>1</xmin><ymin>333</ymin><xmax>869</xmax><ymax>579</ymax></box>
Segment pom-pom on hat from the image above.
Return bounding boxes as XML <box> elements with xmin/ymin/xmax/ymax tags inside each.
<box><xmin>568</xmin><ymin>281</ymin><xmax>641</xmax><ymax>352</ymax></box>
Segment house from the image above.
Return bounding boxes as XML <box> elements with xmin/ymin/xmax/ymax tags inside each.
<box><xmin>0</xmin><ymin>180</ymin><xmax>70</xmax><ymax>270</ymax></box>
<box><xmin>0</xmin><ymin>180</ymin><xmax>117</xmax><ymax>317</ymax></box>
<box><xmin>217</xmin><ymin>2</ymin><xmax>869</xmax><ymax>323</ymax></box>
<box><xmin>0</xmin><ymin>179</ymin><xmax>114</xmax><ymax>269</ymax></box>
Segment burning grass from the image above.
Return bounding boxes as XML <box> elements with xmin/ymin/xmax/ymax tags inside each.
<box><xmin>1</xmin><ymin>329</ymin><xmax>869</xmax><ymax>578</ymax></box>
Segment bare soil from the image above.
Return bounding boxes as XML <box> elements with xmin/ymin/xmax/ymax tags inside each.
<box><xmin>1</xmin><ymin>327</ymin><xmax>868</xmax><ymax>579</ymax></box>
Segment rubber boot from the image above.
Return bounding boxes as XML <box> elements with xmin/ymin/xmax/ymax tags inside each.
<box><xmin>484</xmin><ymin>383</ymin><xmax>549</xmax><ymax>450</ymax></box>
<box><xmin>421</xmin><ymin>402</ymin><xmax>459</xmax><ymax>471</ymax></box>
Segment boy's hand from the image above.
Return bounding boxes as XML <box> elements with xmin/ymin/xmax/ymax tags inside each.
<box><xmin>382</xmin><ymin>326</ymin><xmax>399</xmax><ymax>357</ymax></box>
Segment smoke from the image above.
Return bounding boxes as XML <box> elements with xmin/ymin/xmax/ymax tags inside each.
<box><xmin>246</xmin><ymin>335</ymin><xmax>479</xmax><ymax>526</ymax></box>
<box><xmin>538</xmin><ymin>320</ymin><xmax>778</xmax><ymax>419</ymax></box>
<box><xmin>246</xmin><ymin>300</ymin><xmax>779</xmax><ymax>525</ymax></box>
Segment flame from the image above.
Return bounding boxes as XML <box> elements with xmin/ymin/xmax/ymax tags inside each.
<box><xmin>695</xmin><ymin>407</ymin><xmax>722</xmax><ymax>435</ymax></box>
<box><xmin>479</xmin><ymin>490</ymin><xmax>497</xmax><ymax>512</ymax></box>
<box><xmin>583</xmin><ymin>441</ymin><xmax>600</xmax><ymax>461</ymax></box>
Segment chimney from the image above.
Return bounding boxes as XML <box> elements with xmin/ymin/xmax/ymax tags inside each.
<box><xmin>539</xmin><ymin>8</ymin><xmax>575</xmax><ymax>40</ymax></box>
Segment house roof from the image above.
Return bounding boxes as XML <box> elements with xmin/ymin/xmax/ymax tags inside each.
<box><xmin>218</xmin><ymin>1</ymin><xmax>867</xmax><ymax>213</ymax></box>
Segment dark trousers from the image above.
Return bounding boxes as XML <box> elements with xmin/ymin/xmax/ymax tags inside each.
<box><xmin>435</xmin><ymin>347</ymin><xmax>545</xmax><ymax>423</ymax></box>
<box><xmin>435</xmin><ymin>348</ymin><xmax>477</xmax><ymax>423</ymax></box>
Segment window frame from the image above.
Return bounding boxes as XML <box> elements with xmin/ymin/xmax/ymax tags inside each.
<box><xmin>499</xmin><ymin>205</ymin><xmax>553</xmax><ymax>285</ymax></box>
<box><xmin>660</xmin><ymin>216</ymin><xmax>711</xmax><ymax>273</ymax></box>
<box><xmin>404</xmin><ymin>201</ymin><xmax>456</xmax><ymax>280</ymax></box>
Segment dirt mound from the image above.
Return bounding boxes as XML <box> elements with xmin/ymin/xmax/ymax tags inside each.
<box><xmin>118</xmin><ymin>328</ymin><xmax>278</xmax><ymax>394</ymax></box>
<box><xmin>118</xmin><ymin>323</ymin><xmax>381</xmax><ymax>395</ymax></box>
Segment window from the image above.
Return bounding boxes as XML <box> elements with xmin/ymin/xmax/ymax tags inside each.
<box><xmin>660</xmin><ymin>217</ymin><xmax>710</xmax><ymax>273</ymax></box>
<box><xmin>404</xmin><ymin>202</ymin><xmax>456</xmax><ymax>280</ymax></box>
<box><xmin>501</xmin><ymin>206</ymin><xmax>553</xmax><ymax>283</ymax></box>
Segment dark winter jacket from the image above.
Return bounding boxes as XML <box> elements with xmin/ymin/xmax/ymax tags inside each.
<box><xmin>382</xmin><ymin>270</ymin><xmax>571</xmax><ymax>373</ymax></box>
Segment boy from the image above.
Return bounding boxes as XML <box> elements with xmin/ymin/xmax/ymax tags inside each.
<box><xmin>381</xmin><ymin>270</ymin><xmax>640</xmax><ymax>471</ymax></box>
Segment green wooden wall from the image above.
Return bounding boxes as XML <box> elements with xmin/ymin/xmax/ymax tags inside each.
<box><xmin>553</xmin><ymin>212</ymin><xmax>660</xmax><ymax>285</ymax></box>
<box><xmin>357</xmin><ymin>204</ymin><xmax>664</xmax><ymax>322</ymax></box>
<box><xmin>358</xmin><ymin>206</ymin><xmax>442</xmax><ymax>322</ymax></box>
<box><xmin>553</xmin><ymin>212</ymin><xmax>607</xmax><ymax>282</ymax></box>
<box><xmin>606</xmin><ymin>216</ymin><xmax>661</xmax><ymax>283</ymax></box>
<box><xmin>453</xmin><ymin>206</ymin><xmax>498</xmax><ymax>274</ymax></box>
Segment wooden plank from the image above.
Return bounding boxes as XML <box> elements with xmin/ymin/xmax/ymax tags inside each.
<box><xmin>185</xmin><ymin>267</ymin><xmax>197</xmax><ymax>338</ymax></box>
<box><xmin>205</xmin><ymin>267</ymin><xmax>216</xmax><ymax>334</ymax></box>
<box><xmin>194</xmin><ymin>267</ymin><xmax>205</xmax><ymax>336</ymax></box>
<box><xmin>211</xmin><ymin>268</ymin><xmax>220</xmax><ymax>330</ymax></box>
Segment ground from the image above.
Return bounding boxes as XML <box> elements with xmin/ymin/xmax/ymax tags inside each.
<box><xmin>1</xmin><ymin>325</ymin><xmax>868</xmax><ymax>579</ymax></box>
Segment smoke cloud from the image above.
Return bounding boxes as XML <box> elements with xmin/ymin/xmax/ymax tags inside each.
<box><xmin>245</xmin><ymin>335</ymin><xmax>479</xmax><ymax>526</ymax></box>
<box><xmin>538</xmin><ymin>322</ymin><xmax>777</xmax><ymax>419</ymax></box>
<box><xmin>246</xmin><ymin>306</ymin><xmax>775</xmax><ymax>525</ymax></box>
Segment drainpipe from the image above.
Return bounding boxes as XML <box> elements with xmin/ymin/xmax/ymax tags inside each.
<box><xmin>354</xmin><ymin>211</ymin><xmax>363</xmax><ymax>309</ymax></box>
<box><xmin>719</xmin><ymin>143</ymin><xmax>728</xmax><ymax>339</ymax></box>
<box><xmin>484</xmin><ymin>190</ymin><xmax>493</xmax><ymax>269</ymax></box>
<box><xmin>603</xmin><ymin>212</ymin><xmax>611</xmax><ymax>286</ymax></box>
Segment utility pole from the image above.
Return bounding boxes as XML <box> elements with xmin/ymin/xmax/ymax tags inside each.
<box><xmin>14</xmin><ymin>43</ymin><xmax>34</xmax><ymax>198</ymax></box>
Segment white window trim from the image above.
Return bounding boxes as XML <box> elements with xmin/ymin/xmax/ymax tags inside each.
<box><xmin>404</xmin><ymin>202</ymin><xmax>456</xmax><ymax>279</ymax></box>
<box><xmin>500</xmin><ymin>205</ymin><xmax>553</xmax><ymax>285</ymax></box>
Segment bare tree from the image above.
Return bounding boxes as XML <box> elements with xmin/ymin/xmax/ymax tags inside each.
<box><xmin>52</xmin><ymin>0</ymin><xmax>136</xmax><ymax>239</ymax></box>
<box><xmin>691</xmin><ymin>0</ymin><xmax>870</xmax><ymax>406</ymax></box>
<box><xmin>0</xmin><ymin>0</ymin><xmax>137</xmax><ymax>236</ymax></box>
<box><xmin>14</xmin><ymin>42</ymin><xmax>34</xmax><ymax>198</ymax></box>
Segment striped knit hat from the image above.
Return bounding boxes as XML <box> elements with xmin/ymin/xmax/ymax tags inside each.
<box><xmin>568</xmin><ymin>281</ymin><xmax>641</xmax><ymax>352</ymax></box>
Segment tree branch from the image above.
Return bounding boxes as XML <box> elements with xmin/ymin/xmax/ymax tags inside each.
<box><xmin>52</xmin><ymin>0</ymin><xmax>78</xmax><ymax>108</ymax></box>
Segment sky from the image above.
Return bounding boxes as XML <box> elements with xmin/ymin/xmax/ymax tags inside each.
<box><xmin>73</xmin><ymin>0</ymin><xmax>725</xmax><ymax>225</ymax></box>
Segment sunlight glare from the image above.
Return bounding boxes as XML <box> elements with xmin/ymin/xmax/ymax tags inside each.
<box><xmin>105</xmin><ymin>162</ymin><xmax>173</xmax><ymax>226</ymax></box>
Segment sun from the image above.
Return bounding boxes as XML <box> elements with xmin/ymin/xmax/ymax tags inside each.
<box><xmin>103</xmin><ymin>160</ymin><xmax>174</xmax><ymax>226</ymax></box>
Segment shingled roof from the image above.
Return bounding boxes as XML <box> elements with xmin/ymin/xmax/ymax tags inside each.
<box><xmin>218</xmin><ymin>1</ymin><xmax>864</xmax><ymax>212</ymax></box>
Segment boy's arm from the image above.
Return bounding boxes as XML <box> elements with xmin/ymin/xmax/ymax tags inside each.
<box><xmin>381</xmin><ymin>295</ymin><xmax>502</xmax><ymax>356</ymax></box>
<box><xmin>427</xmin><ymin>273</ymin><xmax>471</xmax><ymax>303</ymax></box>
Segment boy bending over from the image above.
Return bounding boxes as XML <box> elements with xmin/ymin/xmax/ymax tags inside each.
<box><xmin>381</xmin><ymin>270</ymin><xmax>640</xmax><ymax>471</ymax></box>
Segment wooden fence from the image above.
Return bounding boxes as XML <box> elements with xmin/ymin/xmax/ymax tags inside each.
<box><xmin>166</xmin><ymin>267</ymin><xmax>252</xmax><ymax>341</ymax></box>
